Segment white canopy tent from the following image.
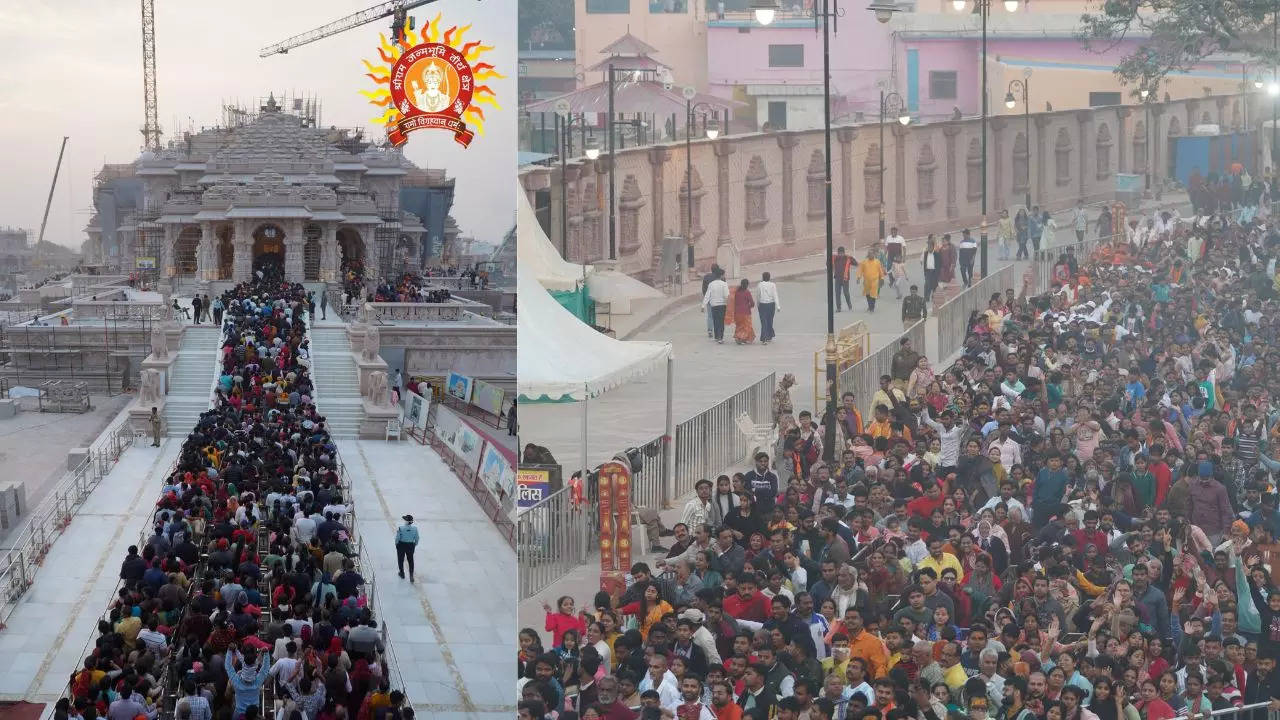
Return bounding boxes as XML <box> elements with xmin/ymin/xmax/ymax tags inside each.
<box><xmin>516</xmin><ymin>185</ymin><xmax>665</xmax><ymax>311</ymax></box>
<box><xmin>516</xmin><ymin>260</ymin><xmax>676</xmax><ymax>507</ymax></box>
<box><xmin>517</xmin><ymin>187</ymin><xmax>590</xmax><ymax>292</ymax></box>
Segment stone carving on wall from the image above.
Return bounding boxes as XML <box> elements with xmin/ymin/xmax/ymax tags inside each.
<box><xmin>362</xmin><ymin>326</ymin><xmax>381</xmax><ymax>361</ymax></box>
<box><xmin>366</xmin><ymin>370</ymin><xmax>391</xmax><ymax>407</ymax></box>
<box><xmin>1096</xmin><ymin>123</ymin><xmax>1113</xmax><ymax>179</ymax></box>
<box><xmin>151</xmin><ymin>325</ymin><xmax>169</xmax><ymax>360</ymax></box>
<box><xmin>1008</xmin><ymin>131</ymin><xmax>1029</xmax><ymax>193</ymax></box>
<box><xmin>917</xmin><ymin>143</ymin><xmax>937</xmax><ymax>209</ymax></box>
<box><xmin>1055</xmin><ymin>128</ymin><xmax>1073</xmax><ymax>186</ymax></box>
<box><xmin>863</xmin><ymin>144</ymin><xmax>881</xmax><ymax>211</ymax></box>
<box><xmin>139</xmin><ymin>369</ymin><xmax>165</xmax><ymax>406</ymax></box>
<box><xmin>744</xmin><ymin>155</ymin><xmax>770</xmax><ymax>230</ymax></box>
<box><xmin>1132</xmin><ymin>120</ymin><xmax>1148</xmax><ymax>173</ymax></box>
<box><xmin>806</xmin><ymin>150</ymin><xmax>826</xmax><ymax>219</ymax></box>
<box><xmin>1167</xmin><ymin>116</ymin><xmax>1182</xmax><ymax>137</ymax></box>
<box><xmin>618</xmin><ymin>174</ymin><xmax>645</xmax><ymax>256</ymax></box>
<box><xmin>967</xmin><ymin>138</ymin><xmax>984</xmax><ymax>201</ymax></box>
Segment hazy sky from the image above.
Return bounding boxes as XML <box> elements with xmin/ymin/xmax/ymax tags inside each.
<box><xmin>0</xmin><ymin>0</ymin><xmax>515</xmax><ymax>251</ymax></box>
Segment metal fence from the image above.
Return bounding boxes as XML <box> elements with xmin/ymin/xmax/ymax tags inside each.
<box><xmin>934</xmin><ymin>264</ymin><xmax>1018</xmax><ymax>363</ymax></box>
<box><xmin>670</xmin><ymin>372</ymin><xmax>776</xmax><ymax>501</ymax></box>
<box><xmin>0</xmin><ymin>411</ymin><xmax>136</xmax><ymax>628</ymax></box>
<box><xmin>517</xmin><ymin>485</ymin><xmax>592</xmax><ymax>601</ymax></box>
<box><xmin>838</xmin><ymin>321</ymin><xmax>927</xmax><ymax>418</ymax></box>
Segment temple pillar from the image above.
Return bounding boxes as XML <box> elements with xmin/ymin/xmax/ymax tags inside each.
<box><xmin>284</xmin><ymin>218</ymin><xmax>306</xmax><ymax>282</ymax></box>
<box><xmin>361</xmin><ymin>226</ymin><xmax>378</xmax><ymax>288</ymax></box>
<box><xmin>836</xmin><ymin>127</ymin><xmax>857</xmax><ymax>240</ymax></box>
<box><xmin>232</xmin><ymin>219</ymin><xmax>252</xmax><ymax>283</ymax></box>
<box><xmin>320</xmin><ymin>224</ymin><xmax>339</xmax><ymax>282</ymax></box>
<box><xmin>777</xmin><ymin>132</ymin><xmax>798</xmax><ymax>244</ymax></box>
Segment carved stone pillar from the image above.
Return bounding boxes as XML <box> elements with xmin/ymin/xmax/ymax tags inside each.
<box><xmin>196</xmin><ymin>221</ymin><xmax>215</xmax><ymax>282</ymax></box>
<box><xmin>1215</xmin><ymin>97</ymin><xmax>1228</xmax><ymax>127</ymax></box>
<box><xmin>284</xmin><ymin>218</ymin><xmax>306</xmax><ymax>282</ymax></box>
<box><xmin>777</xmin><ymin>132</ymin><xmax>798</xmax><ymax>244</ymax></box>
<box><xmin>892</xmin><ymin>124</ymin><xmax>909</xmax><ymax>227</ymax></box>
<box><xmin>646</xmin><ymin>146</ymin><xmax>667</xmax><ymax>273</ymax></box>
<box><xmin>161</xmin><ymin>224</ymin><xmax>178</xmax><ymax>281</ymax></box>
<box><xmin>836</xmin><ymin>127</ymin><xmax>857</xmax><ymax>239</ymax></box>
<box><xmin>1034</xmin><ymin>116</ymin><xmax>1051</xmax><ymax>207</ymax></box>
<box><xmin>1076</xmin><ymin>111</ymin><xmax>1091</xmax><ymax>200</ymax></box>
<box><xmin>1151</xmin><ymin>106</ymin><xmax>1166</xmax><ymax>187</ymax></box>
<box><xmin>320</xmin><ymin>224</ymin><xmax>338</xmax><ymax>283</ymax></box>
<box><xmin>1117</xmin><ymin>107</ymin><xmax>1130</xmax><ymax>173</ymax></box>
<box><xmin>232</xmin><ymin>219</ymin><xmax>252</xmax><ymax>283</ymax></box>
<box><xmin>990</xmin><ymin>118</ymin><xmax>1006</xmax><ymax>212</ymax></box>
<box><xmin>360</xmin><ymin>226</ymin><xmax>378</xmax><ymax>285</ymax></box>
<box><xmin>943</xmin><ymin>125</ymin><xmax>961</xmax><ymax>219</ymax></box>
<box><xmin>714</xmin><ymin>139</ymin><xmax>734</xmax><ymax>248</ymax></box>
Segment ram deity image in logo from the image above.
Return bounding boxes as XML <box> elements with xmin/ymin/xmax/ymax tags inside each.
<box><xmin>361</xmin><ymin>13</ymin><xmax>502</xmax><ymax>148</ymax></box>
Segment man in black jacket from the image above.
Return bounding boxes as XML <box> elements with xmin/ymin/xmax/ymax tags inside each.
<box><xmin>119</xmin><ymin>545</ymin><xmax>147</xmax><ymax>586</ymax></box>
<box><xmin>1243</xmin><ymin>650</ymin><xmax>1280</xmax><ymax>720</ymax></box>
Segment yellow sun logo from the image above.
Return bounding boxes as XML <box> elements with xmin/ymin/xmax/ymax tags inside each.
<box><xmin>360</xmin><ymin>13</ymin><xmax>503</xmax><ymax>148</ymax></box>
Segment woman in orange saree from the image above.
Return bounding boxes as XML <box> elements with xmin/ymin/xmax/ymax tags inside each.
<box><xmin>733</xmin><ymin>278</ymin><xmax>756</xmax><ymax>344</ymax></box>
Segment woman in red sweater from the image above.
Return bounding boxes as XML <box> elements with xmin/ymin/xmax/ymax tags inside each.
<box><xmin>543</xmin><ymin>595</ymin><xmax>587</xmax><ymax>647</ymax></box>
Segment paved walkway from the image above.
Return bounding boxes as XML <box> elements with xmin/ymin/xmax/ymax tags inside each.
<box><xmin>518</xmin><ymin>191</ymin><xmax>1191</xmax><ymax>627</ymax></box>
<box><xmin>0</xmin><ymin>439</ymin><xmax>180</xmax><ymax>702</ymax></box>
<box><xmin>338</xmin><ymin>439</ymin><xmax>513</xmax><ymax>720</ymax></box>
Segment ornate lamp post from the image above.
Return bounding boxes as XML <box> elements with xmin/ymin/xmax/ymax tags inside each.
<box><xmin>877</xmin><ymin>89</ymin><xmax>911</xmax><ymax>242</ymax></box>
<box><xmin>1005</xmin><ymin>69</ymin><xmax>1032</xmax><ymax>210</ymax></box>
<box><xmin>683</xmin><ymin>87</ymin><xmax>720</xmax><ymax>265</ymax></box>
<box><xmin>950</xmin><ymin>0</ymin><xmax>1019</xmax><ymax>277</ymax></box>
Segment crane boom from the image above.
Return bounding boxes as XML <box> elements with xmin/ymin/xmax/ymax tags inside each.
<box><xmin>259</xmin><ymin>0</ymin><xmax>439</xmax><ymax>57</ymax></box>
<box><xmin>36</xmin><ymin>137</ymin><xmax>70</xmax><ymax>266</ymax></box>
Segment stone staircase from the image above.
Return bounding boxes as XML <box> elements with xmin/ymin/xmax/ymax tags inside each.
<box><xmin>164</xmin><ymin>326</ymin><xmax>221</xmax><ymax>435</ymax></box>
<box><xmin>310</xmin><ymin>327</ymin><xmax>365</xmax><ymax>437</ymax></box>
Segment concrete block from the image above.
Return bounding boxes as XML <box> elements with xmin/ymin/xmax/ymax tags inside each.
<box><xmin>67</xmin><ymin>448</ymin><xmax>90</xmax><ymax>471</ymax></box>
<box><xmin>0</xmin><ymin>399</ymin><xmax>16</xmax><ymax>419</ymax></box>
<box><xmin>0</xmin><ymin>482</ymin><xmax>22</xmax><ymax>530</ymax></box>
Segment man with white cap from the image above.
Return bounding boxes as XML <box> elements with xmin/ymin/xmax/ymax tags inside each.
<box><xmin>395</xmin><ymin>514</ymin><xmax>420</xmax><ymax>581</ymax></box>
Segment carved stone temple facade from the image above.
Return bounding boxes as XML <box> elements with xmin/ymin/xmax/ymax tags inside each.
<box><xmin>521</xmin><ymin>92</ymin><xmax>1250</xmax><ymax>284</ymax></box>
<box><xmin>85</xmin><ymin>95</ymin><xmax>458</xmax><ymax>290</ymax></box>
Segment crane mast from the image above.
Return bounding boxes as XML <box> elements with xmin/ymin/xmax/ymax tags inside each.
<box><xmin>140</xmin><ymin>0</ymin><xmax>160</xmax><ymax>152</ymax></box>
<box><xmin>35</xmin><ymin>137</ymin><xmax>70</xmax><ymax>268</ymax></box>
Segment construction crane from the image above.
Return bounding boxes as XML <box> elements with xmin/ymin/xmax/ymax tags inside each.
<box><xmin>140</xmin><ymin>0</ymin><xmax>160</xmax><ymax>152</ymax></box>
<box><xmin>35</xmin><ymin>137</ymin><xmax>70</xmax><ymax>269</ymax></box>
<box><xmin>259</xmin><ymin>0</ymin><xmax>459</xmax><ymax>57</ymax></box>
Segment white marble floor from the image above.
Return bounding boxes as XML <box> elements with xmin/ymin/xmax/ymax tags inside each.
<box><xmin>0</xmin><ymin>439</ymin><xmax>180</xmax><ymax>702</ymax></box>
<box><xmin>338</xmin><ymin>439</ymin><xmax>514</xmax><ymax>720</ymax></box>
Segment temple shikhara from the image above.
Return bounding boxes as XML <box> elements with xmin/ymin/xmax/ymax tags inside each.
<box><xmin>84</xmin><ymin>94</ymin><xmax>459</xmax><ymax>292</ymax></box>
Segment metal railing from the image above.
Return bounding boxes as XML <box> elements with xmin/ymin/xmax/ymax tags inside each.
<box><xmin>934</xmin><ymin>264</ymin><xmax>1018</xmax><ymax>363</ymax></box>
<box><xmin>1180</xmin><ymin>703</ymin><xmax>1278</xmax><ymax>720</ymax></box>
<box><xmin>518</xmin><ymin>485</ymin><xmax>592</xmax><ymax>600</ymax></box>
<box><xmin>0</xmin><ymin>411</ymin><xmax>135</xmax><ymax>627</ymax></box>
<box><xmin>671</xmin><ymin>372</ymin><xmax>776</xmax><ymax>500</ymax></box>
<box><xmin>835</xmin><ymin>320</ymin><xmax>926</xmax><ymax>418</ymax></box>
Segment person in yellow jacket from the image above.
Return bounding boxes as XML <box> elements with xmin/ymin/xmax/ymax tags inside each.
<box><xmin>856</xmin><ymin>249</ymin><xmax>886</xmax><ymax>312</ymax></box>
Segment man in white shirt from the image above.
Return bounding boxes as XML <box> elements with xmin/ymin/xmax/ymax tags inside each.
<box><xmin>703</xmin><ymin>268</ymin><xmax>729</xmax><ymax>343</ymax></box>
<box><xmin>757</xmin><ymin>271</ymin><xmax>781</xmax><ymax>344</ymax></box>
<box><xmin>884</xmin><ymin>227</ymin><xmax>906</xmax><ymax>297</ymax></box>
<box><xmin>1072</xmin><ymin>202</ymin><xmax>1089</xmax><ymax>243</ymax></box>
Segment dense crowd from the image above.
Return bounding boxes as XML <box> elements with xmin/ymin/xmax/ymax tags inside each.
<box><xmin>371</xmin><ymin>274</ymin><xmax>453</xmax><ymax>304</ymax></box>
<box><xmin>64</xmin><ymin>260</ymin><xmax>410</xmax><ymax>720</ymax></box>
<box><xmin>518</xmin><ymin>199</ymin><xmax>1280</xmax><ymax>720</ymax></box>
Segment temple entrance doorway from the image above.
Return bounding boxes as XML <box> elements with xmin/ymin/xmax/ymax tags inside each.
<box><xmin>252</xmin><ymin>224</ymin><xmax>285</xmax><ymax>280</ymax></box>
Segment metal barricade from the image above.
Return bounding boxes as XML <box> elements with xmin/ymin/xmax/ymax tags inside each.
<box><xmin>518</xmin><ymin>486</ymin><xmax>591</xmax><ymax>599</ymax></box>
<box><xmin>837</xmin><ymin>321</ymin><xmax>926</xmax><ymax>418</ymax></box>
<box><xmin>671</xmin><ymin>372</ymin><xmax>776</xmax><ymax>500</ymax></box>
<box><xmin>934</xmin><ymin>264</ymin><xmax>1017</xmax><ymax>363</ymax></box>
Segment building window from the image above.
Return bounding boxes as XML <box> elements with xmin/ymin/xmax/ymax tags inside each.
<box><xmin>1089</xmin><ymin>92</ymin><xmax>1122</xmax><ymax>107</ymax></box>
<box><xmin>586</xmin><ymin>0</ymin><xmax>629</xmax><ymax>12</ymax></box>
<box><xmin>767</xmin><ymin>101</ymin><xmax>788</xmax><ymax>130</ymax></box>
<box><xmin>768</xmin><ymin>44</ymin><xmax>804</xmax><ymax>68</ymax></box>
<box><xmin>928</xmin><ymin>71</ymin><xmax>957</xmax><ymax>100</ymax></box>
<box><xmin>649</xmin><ymin>0</ymin><xmax>688</xmax><ymax>11</ymax></box>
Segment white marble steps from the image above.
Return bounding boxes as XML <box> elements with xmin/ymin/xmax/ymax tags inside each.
<box><xmin>163</xmin><ymin>327</ymin><xmax>220</xmax><ymax>436</ymax></box>
<box><xmin>309</xmin><ymin>327</ymin><xmax>365</xmax><ymax>437</ymax></box>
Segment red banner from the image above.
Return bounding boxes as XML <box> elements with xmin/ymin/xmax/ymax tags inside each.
<box><xmin>612</xmin><ymin>465</ymin><xmax>633</xmax><ymax>571</ymax></box>
<box><xmin>597</xmin><ymin>470</ymin><xmax>614</xmax><ymax>573</ymax></box>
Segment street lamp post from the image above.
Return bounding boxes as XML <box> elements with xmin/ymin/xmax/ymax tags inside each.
<box><xmin>684</xmin><ymin>89</ymin><xmax>720</xmax><ymax>267</ymax></box>
<box><xmin>607</xmin><ymin>64</ymin><xmax>618</xmax><ymax>259</ymax></box>
<box><xmin>878</xmin><ymin>90</ymin><xmax>911</xmax><ymax>242</ymax></box>
<box><xmin>1140</xmin><ymin>88</ymin><xmax>1151</xmax><ymax>192</ymax></box>
<box><xmin>554</xmin><ymin>101</ymin><xmax>589</xmax><ymax>258</ymax></box>
<box><xmin>1005</xmin><ymin>71</ymin><xmax>1031</xmax><ymax>210</ymax></box>
<box><xmin>952</xmin><ymin>0</ymin><xmax>1018</xmax><ymax>278</ymax></box>
<box><xmin>754</xmin><ymin>0</ymin><xmax>844</xmax><ymax>419</ymax></box>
